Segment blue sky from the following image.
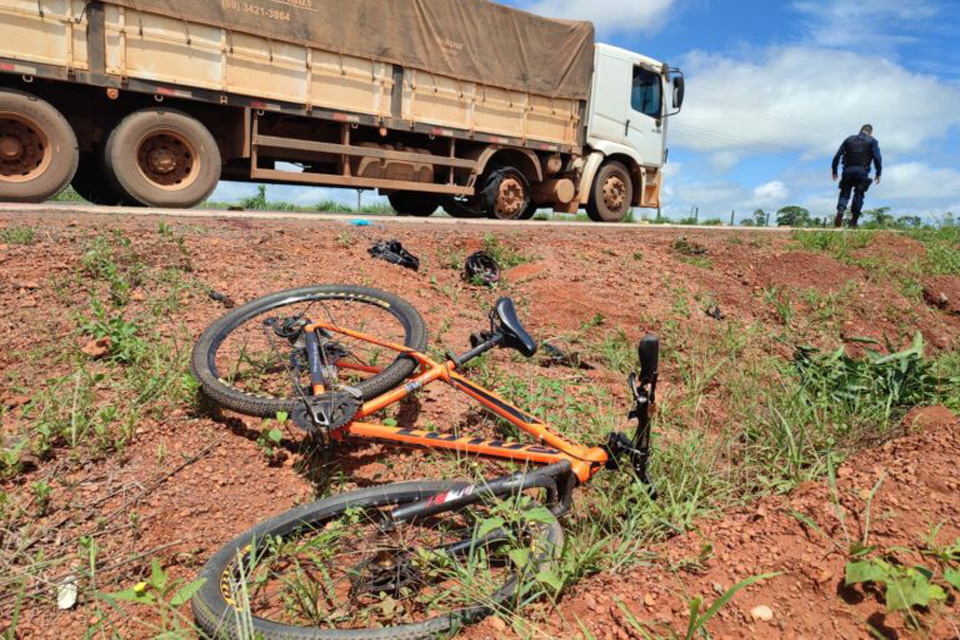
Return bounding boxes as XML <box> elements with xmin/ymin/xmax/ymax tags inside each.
<box><xmin>214</xmin><ymin>0</ymin><xmax>960</xmax><ymax>222</ymax></box>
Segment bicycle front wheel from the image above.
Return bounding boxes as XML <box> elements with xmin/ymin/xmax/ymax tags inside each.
<box><xmin>191</xmin><ymin>285</ymin><xmax>427</xmax><ymax>418</ymax></box>
<box><xmin>191</xmin><ymin>481</ymin><xmax>563</xmax><ymax>640</ymax></box>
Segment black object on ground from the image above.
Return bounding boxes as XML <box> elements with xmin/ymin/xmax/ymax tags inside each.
<box><xmin>463</xmin><ymin>251</ymin><xmax>500</xmax><ymax>286</ymax></box>
<box><xmin>540</xmin><ymin>342</ymin><xmax>594</xmax><ymax>370</ymax></box>
<box><xmin>705</xmin><ymin>305</ymin><xmax>725</xmax><ymax>321</ymax></box>
<box><xmin>207</xmin><ymin>289</ymin><xmax>236</xmax><ymax>308</ymax></box>
<box><xmin>368</xmin><ymin>240</ymin><xmax>420</xmax><ymax>271</ymax></box>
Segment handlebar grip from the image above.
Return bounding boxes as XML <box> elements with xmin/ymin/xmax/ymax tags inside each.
<box><xmin>637</xmin><ymin>335</ymin><xmax>660</xmax><ymax>385</ymax></box>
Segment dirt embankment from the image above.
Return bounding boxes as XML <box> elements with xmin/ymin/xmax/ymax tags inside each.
<box><xmin>1</xmin><ymin>212</ymin><xmax>959</xmax><ymax>638</ymax></box>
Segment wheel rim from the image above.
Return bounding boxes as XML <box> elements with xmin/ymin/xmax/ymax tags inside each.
<box><xmin>135</xmin><ymin>129</ymin><xmax>199</xmax><ymax>190</ymax></box>
<box><xmin>222</xmin><ymin>497</ymin><xmax>550</xmax><ymax>631</ymax></box>
<box><xmin>494</xmin><ymin>175</ymin><xmax>527</xmax><ymax>219</ymax></box>
<box><xmin>602</xmin><ymin>174</ymin><xmax>627</xmax><ymax>213</ymax></box>
<box><xmin>0</xmin><ymin>112</ymin><xmax>52</xmax><ymax>184</ymax></box>
<box><xmin>208</xmin><ymin>295</ymin><xmax>414</xmax><ymax>402</ymax></box>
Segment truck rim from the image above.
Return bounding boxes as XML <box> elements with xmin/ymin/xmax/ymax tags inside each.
<box><xmin>135</xmin><ymin>129</ymin><xmax>199</xmax><ymax>190</ymax></box>
<box><xmin>0</xmin><ymin>112</ymin><xmax>52</xmax><ymax>183</ymax></box>
<box><xmin>494</xmin><ymin>174</ymin><xmax>527</xmax><ymax>219</ymax></box>
<box><xmin>602</xmin><ymin>174</ymin><xmax>627</xmax><ymax>213</ymax></box>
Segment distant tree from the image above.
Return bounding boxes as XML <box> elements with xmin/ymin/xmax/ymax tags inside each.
<box><xmin>703</xmin><ymin>218</ymin><xmax>724</xmax><ymax>226</ymax></box>
<box><xmin>776</xmin><ymin>206</ymin><xmax>812</xmax><ymax>227</ymax></box>
<box><xmin>678</xmin><ymin>216</ymin><xmax>699</xmax><ymax>225</ymax></box>
<box><xmin>753</xmin><ymin>209</ymin><xmax>768</xmax><ymax>227</ymax></box>
<box><xmin>896</xmin><ymin>215</ymin><xmax>923</xmax><ymax>229</ymax></box>
<box><xmin>864</xmin><ymin>207</ymin><xmax>894</xmax><ymax>228</ymax></box>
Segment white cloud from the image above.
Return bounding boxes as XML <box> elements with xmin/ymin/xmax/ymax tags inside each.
<box><xmin>881</xmin><ymin>163</ymin><xmax>960</xmax><ymax>202</ymax></box>
<box><xmin>524</xmin><ymin>0</ymin><xmax>675</xmax><ymax>33</ymax></box>
<box><xmin>753</xmin><ymin>180</ymin><xmax>789</xmax><ymax>205</ymax></box>
<box><xmin>673</xmin><ymin>46</ymin><xmax>960</xmax><ymax>159</ymax></box>
<box><xmin>707</xmin><ymin>151</ymin><xmax>741</xmax><ymax>173</ymax></box>
<box><xmin>793</xmin><ymin>0</ymin><xmax>939</xmax><ymax>49</ymax></box>
<box><xmin>662</xmin><ymin>179</ymin><xmax>794</xmax><ymax>218</ymax></box>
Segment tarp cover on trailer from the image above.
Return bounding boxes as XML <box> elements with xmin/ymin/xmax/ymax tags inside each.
<box><xmin>109</xmin><ymin>0</ymin><xmax>596</xmax><ymax>100</ymax></box>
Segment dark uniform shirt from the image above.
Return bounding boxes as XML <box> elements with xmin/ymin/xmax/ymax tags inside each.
<box><xmin>832</xmin><ymin>133</ymin><xmax>882</xmax><ymax>178</ymax></box>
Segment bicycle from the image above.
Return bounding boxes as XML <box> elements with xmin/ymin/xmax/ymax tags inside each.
<box><xmin>189</xmin><ymin>284</ymin><xmax>659</xmax><ymax>639</ymax></box>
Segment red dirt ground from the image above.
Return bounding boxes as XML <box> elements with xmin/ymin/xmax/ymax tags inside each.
<box><xmin>1</xmin><ymin>212</ymin><xmax>959</xmax><ymax>639</ymax></box>
<box><xmin>466</xmin><ymin>406</ymin><xmax>960</xmax><ymax>640</ymax></box>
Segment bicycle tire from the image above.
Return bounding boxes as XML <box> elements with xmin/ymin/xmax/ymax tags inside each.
<box><xmin>191</xmin><ymin>285</ymin><xmax>427</xmax><ymax>417</ymax></box>
<box><xmin>191</xmin><ymin>481</ymin><xmax>564</xmax><ymax>640</ymax></box>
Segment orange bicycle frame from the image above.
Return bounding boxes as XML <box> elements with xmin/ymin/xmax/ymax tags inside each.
<box><xmin>307</xmin><ymin>322</ymin><xmax>610</xmax><ymax>483</ymax></box>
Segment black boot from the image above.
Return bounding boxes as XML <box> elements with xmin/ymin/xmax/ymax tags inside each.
<box><xmin>834</xmin><ymin>209</ymin><xmax>845</xmax><ymax>228</ymax></box>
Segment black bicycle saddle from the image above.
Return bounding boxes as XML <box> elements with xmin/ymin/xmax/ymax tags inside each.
<box><xmin>494</xmin><ymin>298</ymin><xmax>538</xmax><ymax>358</ymax></box>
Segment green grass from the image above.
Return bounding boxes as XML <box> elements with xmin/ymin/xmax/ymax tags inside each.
<box><xmin>201</xmin><ymin>185</ymin><xmax>395</xmax><ymax>215</ymax></box>
<box><xmin>0</xmin><ymin>225</ymin><xmax>37</xmax><ymax>245</ymax></box>
<box><xmin>791</xmin><ymin>229</ymin><xmax>873</xmax><ymax>259</ymax></box>
<box><xmin>482</xmin><ymin>233</ymin><xmax>531</xmax><ymax>269</ymax></box>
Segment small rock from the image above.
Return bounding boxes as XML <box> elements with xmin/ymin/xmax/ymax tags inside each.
<box><xmin>750</xmin><ymin>605</ymin><xmax>774</xmax><ymax>622</ymax></box>
<box><xmin>643</xmin><ymin>593</ymin><xmax>657</xmax><ymax>607</ymax></box>
<box><xmin>15</xmin><ymin>280</ymin><xmax>41</xmax><ymax>290</ymax></box>
<box><xmin>58</xmin><ymin>577</ymin><xmax>78</xmax><ymax>610</ymax></box>
<box><xmin>489</xmin><ymin>617</ymin><xmax>506</xmax><ymax>632</ymax></box>
<box><xmin>836</xmin><ymin>466</ymin><xmax>853</xmax><ymax>478</ymax></box>
<box><xmin>81</xmin><ymin>336</ymin><xmax>112</xmax><ymax>359</ymax></box>
<box><xmin>713</xmin><ymin>582</ymin><xmax>726</xmax><ymax>595</ymax></box>
<box><xmin>816</xmin><ymin>569</ymin><xmax>833</xmax><ymax>585</ymax></box>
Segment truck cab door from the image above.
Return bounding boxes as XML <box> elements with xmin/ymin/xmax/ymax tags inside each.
<box><xmin>626</xmin><ymin>65</ymin><xmax>665</xmax><ymax>167</ymax></box>
<box><xmin>588</xmin><ymin>51</ymin><xmax>631</xmax><ymax>146</ymax></box>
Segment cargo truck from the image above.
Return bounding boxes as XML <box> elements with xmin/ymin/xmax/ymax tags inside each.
<box><xmin>0</xmin><ymin>0</ymin><xmax>684</xmax><ymax>221</ymax></box>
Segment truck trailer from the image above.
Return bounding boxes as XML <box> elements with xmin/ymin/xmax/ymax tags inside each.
<box><xmin>0</xmin><ymin>0</ymin><xmax>683</xmax><ymax>221</ymax></box>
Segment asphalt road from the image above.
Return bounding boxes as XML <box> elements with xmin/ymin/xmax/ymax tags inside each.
<box><xmin>0</xmin><ymin>202</ymin><xmax>803</xmax><ymax>232</ymax></box>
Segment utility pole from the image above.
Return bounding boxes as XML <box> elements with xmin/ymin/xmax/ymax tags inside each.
<box><xmin>356</xmin><ymin>189</ymin><xmax>363</xmax><ymax>213</ymax></box>
<box><xmin>730</xmin><ymin>210</ymin><xmax>735</xmax><ymax>226</ymax></box>
<box><xmin>695</xmin><ymin>207</ymin><xmax>699</xmax><ymax>223</ymax></box>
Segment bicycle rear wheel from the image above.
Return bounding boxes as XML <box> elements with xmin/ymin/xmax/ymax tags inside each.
<box><xmin>191</xmin><ymin>481</ymin><xmax>563</xmax><ymax>640</ymax></box>
<box><xmin>191</xmin><ymin>285</ymin><xmax>427</xmax><ymax>418</ymax></box>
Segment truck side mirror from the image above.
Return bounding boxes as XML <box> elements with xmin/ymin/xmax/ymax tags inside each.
<box><xmin>672</xmin><ymin>75</ymin><xmax>685</xmax><ymax>110</ymax></box>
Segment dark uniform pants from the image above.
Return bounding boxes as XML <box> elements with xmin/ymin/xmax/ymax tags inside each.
<box><xmin>836</xmin><ymin>169</ymin><xmax>873</xmax><ymax>226</ymax></box>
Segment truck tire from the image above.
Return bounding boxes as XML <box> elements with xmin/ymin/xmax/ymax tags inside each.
<box><xmin>0</xmin><ymin>88</ymin><xmax>79</xmax><ymax>203</ymax></box>
<box><xmin>71</xmin><ymin>151</ymin><xmax>129</xmax><ymax>206</ymax></box>
<box><xmin>518</xmin><ymin>202</ymin><xmax>539</xmax><ymax>220</ymax></box>
<box><xmin>103</xmin><ymin>108</ymin><xmax>221</xmax><ymax>208</ymax></box>
<box><xmin>388</xmin><ymin>191</ymin><xmax>438</xmax><ymax>217</ymax></box>
<box><xmin>587</xmin><ymin>161</ymin><xmax>634</xmax><ymax>223</ymax></box>
<box><xmin>442</xmin><ymin>196</ymin><xmax>486</xmax><ymax>219</ymax></box>
<box><xmin>488</xmin><ymin>168</ymin><xmax>531</xmax><ymax>221</ymax></box>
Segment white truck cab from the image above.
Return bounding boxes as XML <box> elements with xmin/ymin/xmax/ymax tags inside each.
<box><xmin>578</xmin><ymin>43</ymin><xmax>684</xmax><ymax>219</ymax></box>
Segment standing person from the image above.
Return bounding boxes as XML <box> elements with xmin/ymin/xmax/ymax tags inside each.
<box><xmin>832</xmin><ymin>124</ymin><xmax>882</xmax><ymax>228</ymax></box>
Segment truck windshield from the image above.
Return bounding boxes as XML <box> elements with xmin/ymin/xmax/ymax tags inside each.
<box><xmin>632</xmin><ymin>67</ymin><xmax>662</xmax><ymax>118</ymax></box>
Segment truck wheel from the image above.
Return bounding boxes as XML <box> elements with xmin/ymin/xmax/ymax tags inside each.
<box><xmin>518</xmin><ymin>202</ymin><xmax>539</xmax><ymax>220</ymax></box>
<box><xmin>0</xmin><ymin>89</ymin><xmax>78</xmax><ymax>203</ymax></box>
<box><xmin>72</xmin><ymin>151</ymin><xmax>128</xmax><ymax>206</ymax></box>
<box><xmin>388</xmin><ymin>192</ymin><xmax>438</xmax><ymax>217</ymax></box>
<box><xmin>442</xmin><ymin>196</ymin><xmax>485</xmax><ymax>219</ymax></box>
<box><xmin>488</xmin><ymin>168</ymin><xmax>531</xmax><ymax>220</ymax></box>
<box><xmin>103</xmin><ymin>108</ymin><xmax>221</xmax><ymax>208</ymax></box>
<box><xmin>587</xmin><ymin>161</ymin><xmax>634</xmax><ymax>223</ymax></box>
